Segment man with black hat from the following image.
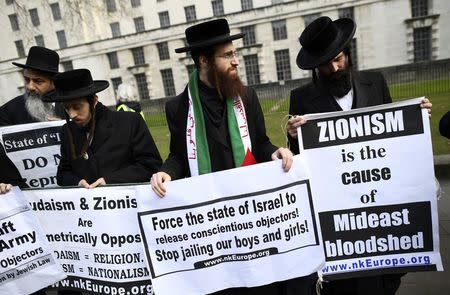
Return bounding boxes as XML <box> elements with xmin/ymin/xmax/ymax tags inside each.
<box><xmin>0</xmin><ymin>46</ymin><xmax>65</xmax><ymax>194</ymax></box>
<box><xmin>150</xmin><ymin>18</ymin><xmax>317</xmax><ymax>295</ymax></box>
<box><xmin>287</xmin><ymin>16</ymin><xmax>432</xmax><ymax>295</ymax></box>
<box><xmin>43</xmin><ymin>69</ymin><xmax>162</xmax><ymax>188</ymax></box>
<box><xmin>0</xmin><ymin>46</ymin><xmax>65</xmax><ymax>126</ymax></box>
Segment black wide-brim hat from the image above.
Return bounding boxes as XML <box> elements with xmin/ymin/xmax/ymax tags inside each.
<box><xmin>12</xmin><ymin>46</ymin><xmax>59</xmax><ymax>74</ymax></box>
<box><xmin>43</xmin><ymin>69</ymin><xmax>109</xmax><ymax>102</ymax></box>
<box><xmin>175</xmin><ymin>18</ymin><xmax>244</xmax><ymax>53</ymax></box>
<box><xmin>296</xmin><ymin>16</ymin><xmax>356</xmax><ymax>70</ymax></box>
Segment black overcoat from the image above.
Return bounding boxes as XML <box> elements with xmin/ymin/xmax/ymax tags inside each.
<box><xmin>288</xmin><ymin>71</ymin><xmax>392</xmax><ymax>154</ymax></box>
<box><xmin>160</xmin><ymin>86</ymin><xmax>277</xmax><ymax>180</ymax></box>
<box><xmin>57</xmin><ymin>103</ymin><xmax>162</xmax><ymax>186</ymax></box>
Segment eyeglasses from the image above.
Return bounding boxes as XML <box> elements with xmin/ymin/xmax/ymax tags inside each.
<box><xmin>215</xmin><ymin>50</ymin><xmax>239</xmax><ymax>60</ymax></box>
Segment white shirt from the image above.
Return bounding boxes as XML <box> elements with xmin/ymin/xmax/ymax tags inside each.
<box><xmin>334</xmin><ymin>88</ymin><xmax>354</xmax><ymax>111</ymax></box>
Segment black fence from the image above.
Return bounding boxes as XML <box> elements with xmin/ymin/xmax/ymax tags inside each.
<box><xmin>142</xmin><ymin>59</ymin><xmax>450</xmax><ymax>127</ymax></box>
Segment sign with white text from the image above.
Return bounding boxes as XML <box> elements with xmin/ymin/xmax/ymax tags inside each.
<box><xmin>0</xmin><ymin>187</ymin><xmax>65</xmax><ymax>294</ymax></box>
<box><xmin>298</xmin><ymin>98</ymin><xmax>443</xmax><ymax>279</ymax></box>
<box><xmin>0</xmin><ymin>121</ymin><xmax>65</xmax><ymax>188</ymax></box>
<box><xmin>137</xmin><ymin>158</ymin><xmax>324</xmax><ymax>295</ymax></box>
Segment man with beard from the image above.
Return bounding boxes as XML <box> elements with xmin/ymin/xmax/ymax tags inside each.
<box><xmin>151</xmin><ymin>19</ymin><xmax>316</xmax><ymax>295</ymax></box>
<box><xmin>0</xmin><ymin>46</ymin><xmax>64</xmax><ymax>126</ymax></box>
<box><xmin>287</xmin><ymin>16</ymin><xmax>431</xmax><ymax>295</ymax></box>
<box><xmin>0</xmin><ymin>47</ymin><xmax>63</xmax><ymax>295</ymax></box>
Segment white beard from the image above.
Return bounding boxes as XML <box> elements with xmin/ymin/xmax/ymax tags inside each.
<box><xmin>24</xmin><ymin>91</ymin><xmax>56</xmax><ymax>122</ymax></box>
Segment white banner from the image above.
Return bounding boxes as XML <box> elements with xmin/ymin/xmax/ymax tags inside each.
<box><xmin>25</xmin><ymin>186</ymin><xmax>153</xmax><ymax>295</ymax></box>
<box><xmin>137</xmin><ymin>158</ymin><xmax>324</xmax><ymax>295</ymax></box>
<box><xmin>298</xmin><ymin>98</ymin><xmax>443</xmax><ymax>279</ymax></box>
<box><xmin>0</xmin><ymin>187</ymin><xmax>66</xmax><ymax>295</ymax></box>
<box><xmin>0</xmin><ymin>121</ymin><xmax>65</xmax><ymax>188</ymax></box>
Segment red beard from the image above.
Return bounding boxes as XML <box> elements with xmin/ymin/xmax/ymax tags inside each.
<box><xmin>207</xmin><ymin>64</ymin><xmax>246</xmax><ymax>100</ymax></box>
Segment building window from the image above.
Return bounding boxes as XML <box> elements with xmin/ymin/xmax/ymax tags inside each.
<box><xmin>29</xmin><ymin>8</ymin><xmax>40</xmax><ymax>27</ymax></box>
<box><xmin>184</xmin><ymin>5</ymin><xmax>197</xmax><ymax>23</ymax></box>
<box><xmin>110</xmin><ymin>22</ymin><xmax>121</xmax><ymax>38</ymax></box>
<box><xmin>15</xmin><ymin>40</ymin><xmax>25</xmax><ymax>58</ymax></box>
<box><xmin>106</xmin><ymin>0</ymin><xmax>116</xmax><ymax>13</ymax></box>
<box><xmin>244</xmin><ymin>54</ymin><xmax>260</xmax><ymax>85</ymax></box>
<box><xmin>156</xmin><ymin>42</ymin><xmax>170</xmax><ymax>60</ymax></box>
<box><xmin>349</xmin><ymin>38</ymin><xmax>358</xmax><ymax>70</ymax></box>
<box><xmin>159</xmin><ymin>11</ymin><xmax>170</xmax><ymax>28</ymax></box>
<box><xmin>241</xmin><ymin>0</ymin><xmax>253</xmax><ymax>11</ymax></box>
<box><xmin>35</xmin><ymin>35</ymin><xmax>45</xmax><ymax>47</ymax></box>
<box><xmin>107</xmin><ymin>52</ymin><xmax>119</xmax><ymax>69</ymax></box>
<box><xmin>134</xmin><ymin>16</ymin><xmax>145</xmax><ymax>33</ymax></box>
<box><xmin>6</xmin><ymin>0</ymin><xmax>13</xmax><ymax>5</ymax></box>
<box><xmin>212</xmin><ymin>0</ymin><xmax>224</xmax><ymax>16</ymax></box>
<box><xmin>338</xmin><ymin>7</ymin><xmax>354</xmax><ymax>19</ymax></box>
<box><xmin>9</xmin><ymin>14</ymin><xmax>19</xmax><ymax>31</ymax></box>
<box><xmin>131</xmin><ymin>0</ymin><xmax>141</xmax><ymax>8</ymax></box>
<box><xmin>272</xmin><ymin>19</ymin><xmax>287</xmax><ymax>40</ymax></box>
<box><xmin>50</xmin><ymin>3</ymin><xmax>62</xmax><ymax>20</ymax></box>
<box><xmin>413</xmin><ymin>26</ymin><xmax>431</xmax><ymax>62</ymax></box>
<box><xmin>241</xmin><ymin>25</ymin><xmax>256</xmax><ymax>46</ymax></box>
<box><xmin>135</xmin><ymin>73</ymin><xmax>150</xmax><ymax>100</ymax></box>
<box><xmin>304</xmin><ymin>13</ymin><xmax>320</xmax><ymax>27</ymax></box>
<box><xmin>131</xmin><ymin>47</ymin><xmax>146</xmax><ymax>65</ymax></box>
<box><xmin>61</xmin><ymin>60</ymin><xmax>73</xmax><ymax>71</ymax></box>
<box><xmin>272</xmin><ymin>0</ymin><xmax>283</xmax><ymax>4</ymax></box>
<box><xmin>187</xmin><ymin>64</ymin><xmax>196</xmax><ymax>76</ymax></box>
<box><xmin>161</xmin><ymin>69</ymin><xmax>176</xmax><ymax>97</ymax></box>
<box><xmin>411</xmin><ymin>0</ymin><xmax>428</xmax><ymax>17</ymax></box>
<box><xmin>56</xmin><ymin>30</ymin><xmax>67</xmax><ymax>48</ymax></box>
<box><xmin>274</xmin><ymin>49</ymin><xmax>291</xmax><ymax>81</ymax></box>
<box><xmin>111</xmin><ymin>77</ymin><xmax>123</xmax><ymax>95</ymax></box>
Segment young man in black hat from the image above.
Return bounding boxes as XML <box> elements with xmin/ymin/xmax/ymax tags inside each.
<box><xmin>151</xmin><ymin>18</ymin><xmax>317</xmax><ymax>295</ymax></box>
<box><xmin>43</xmin><ymin>69</ymin><xmax>162</xmax><ymax>188</ymax></box>
<box><xmin>0</xmin><ymin>46</ymin><xmax>65</xmax><ymax>126</ymax></box>
<box><xmin>287</xmin><ymin>16</ymin><xmax>432</xmax><ymax>295</ymax></box>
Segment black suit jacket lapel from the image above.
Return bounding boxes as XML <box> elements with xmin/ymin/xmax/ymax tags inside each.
<box><xmin>353</xmin><ymin>73</ymin><xmax>373</xmax><ymax>109</ymax></box>
<box><xmin>310</xmin><ymin>85</ymin><xmax>342</xmax><ymax>113</ymax></box>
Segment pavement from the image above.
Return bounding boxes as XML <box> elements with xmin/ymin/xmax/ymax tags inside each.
<box><xmin>397</xmin><ymin>169</ymin><xmax>450</xmax><ymax>295</ymax></box>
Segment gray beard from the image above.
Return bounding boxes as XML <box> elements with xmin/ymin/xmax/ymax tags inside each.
<box><xmin>24</xmin><ymin>92</ymin><xmax>56</xmax><ymax>122</ymax></box>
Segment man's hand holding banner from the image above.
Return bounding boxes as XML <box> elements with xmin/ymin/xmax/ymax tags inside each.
<box><xmin>137</xmin><ymin>157</ymin><xmax>324</xmax><ymax>295</ymax></box>
<box><xmin>298</xmin><ymin>97</ymin><xmax>443</xmax><ymax>278</ymax></box>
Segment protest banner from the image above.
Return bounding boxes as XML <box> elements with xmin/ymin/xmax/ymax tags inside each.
<box><xmin>297</xmin><ymin>97</ymin><xmax>443</xmax><ymax>279</ymax></box>
<box><xmin>0</xmin><ymin>187</ymin><xmax>65</xmax><ymax>294</ymax></box>
<box><xmin>0</xmin><ymin>121</ymin><xmax>65</xmax><ymax>188</ymax></box>
<box><xmin>137</xmin><ymin>157</ymin><xmax>324</xmax><ymax>295</ymax></box>
<box><xmin>25</xmin><ymin>186</ymin><xmax>153</xmax><ymax>295</ymax></box>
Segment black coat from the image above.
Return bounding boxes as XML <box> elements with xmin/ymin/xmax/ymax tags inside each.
<box><xmin>288</xmin><ymin>71</ymin><xmax>392</xmax><ymax>154</ymax></box>
<box><xmin>439</xmin><ymin>110</ymin><xmax>450</xmax><ymax>139</ymax></box>
<box><xmin>161</xmin><ymin>86</ymin><xmax>277</xmax><ymax>180</ymax></box>
<box><xmin>0</xmin><ymin>95</ymin><xmax>65</xmax><ymax>126</ymax></box>
<box><xmin>0</xmin><ymin>143</ymin><xmax>28</xmax><ymax>188</ymax></box>
<box><xmin>57</xmin><ymin>103</ymin><xmax>162</xmax><ymax>186</ymax></box>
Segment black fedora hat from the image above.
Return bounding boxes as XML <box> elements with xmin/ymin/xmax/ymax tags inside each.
<box><xmin>175</xmin><ymin>18</ymin><xmax>244</xmax><ymax>53</ymax></box>
<box><xmin>43</xmin><ymin>69</ymin><xmax>109</xmax><ymax>102</ymax></box>
<box><xmin>12</xmin><ymin>46</ymin><xmax>59</xmax><ymax>74</ymax></box>
<box><xmin>296</xmin><ymin>16</ymin><xmax>356</xmax><ymax>70</ymax></box>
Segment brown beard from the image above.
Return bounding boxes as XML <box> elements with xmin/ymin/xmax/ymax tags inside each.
<box><xmin>207</xmin><ymin>63</ymin><xmax>246</xmax><ymax>101</ymax></box>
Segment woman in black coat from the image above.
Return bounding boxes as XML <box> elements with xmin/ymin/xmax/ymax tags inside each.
<box><xmin>44</xmin><ymin>69</ymin><xmax>162</xmax><ymax>188</ymax></box>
